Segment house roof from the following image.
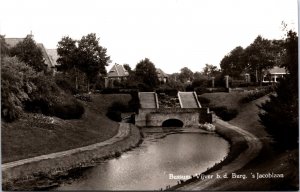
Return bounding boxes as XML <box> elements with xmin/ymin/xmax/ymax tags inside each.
<box><xmin>5</xmin><ymin>36</ymin><xmax>57</xmax><ymax>68</ymax></box>
<box><xmin>5</xmin><ymin>38</ymin><xmax>25</xmax><ymax>48</ymax></box>
<box><xmin>268</xmin><ymin>66</ymin><xmax>287</xmax><ymax>74</ymax></box>
<box><xmin>46</xmin><ymin>49</ymin><xmax>59</xmax><ymax>67</ymax></box>
<box><xmin>107</xmin><ymin>64</ymin><xmax>129</xmax><ymax>77</ymax></box>
<box><xmin>156</xmin><ymin>68</ymin><xmax>168</xmax><ymax>78</ymax></box>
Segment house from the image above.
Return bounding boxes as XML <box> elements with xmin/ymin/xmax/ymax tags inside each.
<box><xmin>5</xmin><ymin>35</ymin><xmax>57</xmax><ymax>73</ymax></box>
<box><xmin>46</xmin><ymin>49</ymin><xmax>59</xmax><ymax>74</ymax></box>
<box><xmin>156</xmin><ymin>68</ymin><xmax>168</xmax><ymax>83</ymax></box>
<box><xmin>262</xmin><ymin>66</ymin><xmax>287</xmax><ymax>83</ymax></box>
<box><xmin>105</xmin><ymin>63</ymin><xmax>129</xmax><ymax>88</ymax></box>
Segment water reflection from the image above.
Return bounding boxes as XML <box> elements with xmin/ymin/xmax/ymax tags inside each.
<box><xmin>58</xmin><ymin>128</ymin><xmax>229</xmax><ymax>190</ymax></box>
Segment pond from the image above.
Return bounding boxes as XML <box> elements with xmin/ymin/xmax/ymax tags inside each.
<box><xmin>57</xmin><ymin>128</ymin><xmax>229</xmax><ymax>190</ymax></box>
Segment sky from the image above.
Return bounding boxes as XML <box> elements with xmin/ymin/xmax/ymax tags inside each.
<box><xmin>0</xmin><ymin>0</ymin><xmax>298</xmax><ymax>74</ymax></box>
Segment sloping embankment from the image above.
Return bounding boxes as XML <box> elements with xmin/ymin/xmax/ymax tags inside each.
<box><xmin>2</xmin><ymin>123</ymin><xmax>141</xmax><ymax>191</ymax></box>
<box><xmin>169</xmin><ymin>117</ymin><xmax>262</xmax><ymax>190</ymax></box>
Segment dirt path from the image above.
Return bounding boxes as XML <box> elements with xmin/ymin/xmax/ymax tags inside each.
<box><xmin>176</xmin><ymin>118</ymin><xmax>263</xmax><ymax>190</ymax></box>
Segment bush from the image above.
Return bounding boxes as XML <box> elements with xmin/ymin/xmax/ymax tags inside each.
<box><xmin>106</xmin><ymin>101</ymin><xmax>129</xmax><ymax>122</ymax></box>
<box><xmin>50</xmin><ymin>99</ymin><xmax>85</xmax><ymax>119</ymax></box>
<box><xmin>199</xmin><ymin>123</ymin><xmax>216</xmax><ymax>132</ymax></box>
<box><xmin>106</xmin><ymin>111</ymin><xmax>122</xmax><ymax>122</ymax></box>
<box><xmin>55</xmin><ymin>74</ymin><xmax>77</xmax><ymax>94</ymax></box>
<box><xmin>197</xmin><ymin>96</ymin><xmax>210</xmax><ymax>107</ymax></box>
<box><xmin>239</xmin><ymin>86</ymin><xmax>275</xmax><ymax>104</ymax></box>
<box><xmin>211</xmin><ymin>106</ymin><xmax>238</xmax><ymax>121</ymax></box>
<box><xmin>1</xmin><ymin>57</ymin><xmax>37</xmax><ymax>121</ymax></box>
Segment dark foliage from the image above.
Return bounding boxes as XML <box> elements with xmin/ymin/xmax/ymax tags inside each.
<box><xmin>211</xmin><ymin>106</ymin><xmax>238</xmax><ymax>121</ymax></box>
<box><xmin>259</xmin><ymin>30</ymin><xmax>298</xmax><ymax>149</ymax></box>
<box><xmin>10</xmin><ymin>35</ymin><xmax>46</xmax><ymax>72</ymax></box>
<box><xmin>106</xmin><ymin>101</ymin><xmax>129</xmax><ymax>122</ymax></box>
<box><xmin>239</xmin><ymin>86</ymin><xmax>275</xmax><ymax>104</ymax></box>
<box><xmin>50</xmin><ymin>99</ymin><xmax>85</xmax><ymax>119</ymax></box>
<box><xmin>197</xmin><ymin>96</ymin><xmax>210</xmax><ymax>108</ymax></box>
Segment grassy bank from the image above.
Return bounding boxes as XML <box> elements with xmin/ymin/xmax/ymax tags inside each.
<box><xmin>196</xmin><ymin>93</ymin><xmax>298</xmax><ymax>190</ymax></box>
<box><xmin>2</xmin><ymin>94</ymin><xmax>132</xmax><ymax>163</ymax></box>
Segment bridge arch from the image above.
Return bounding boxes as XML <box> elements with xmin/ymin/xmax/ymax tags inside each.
<box><xmin>162</xmin><ymin>119</ymin><xmax>184</xmax><ymax>127</ymax></box>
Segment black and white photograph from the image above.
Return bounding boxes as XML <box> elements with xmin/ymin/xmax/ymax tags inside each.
<box><xmin>0</xmin><ymin>0</ymin><xmax>299</xmax><ymax>191</ymax></box>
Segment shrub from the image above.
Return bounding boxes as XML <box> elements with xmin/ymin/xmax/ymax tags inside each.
<box><xmin>199</xmin><ymin>123</ymin><xmax>216</xmax><ymax>132</ymax></box>
<box><xmin>1</xmin><ymin>57</ymin><xmax>36</xmax><ymax>121</ymax></box>
<box><xmin>197</xmin><ymin>96</ymin><xmax>210</xmax><ymax>107</ymax></box>
<box><xmin>211</xmin><ymin>106</ymin><xmax>238</xmax><ymax>121</ymax></box>
<box><xmin>239</xmin><ymin>86</ymin><xmax>275</xmax><ymax>104</ymax></box>
<box><xmin>106</xmin><ymin>111</ymin><xmax>122</xmax><ymax>122</ymax></box>
<box><xmin>50</xmin><ymin>99</ymin><xmax>85</xmax><ymax>119</ymax></box>
<box><xmin>106</xmin><ymin>101</ymin><xmax>130</xmax><ymax>122</ymax></box>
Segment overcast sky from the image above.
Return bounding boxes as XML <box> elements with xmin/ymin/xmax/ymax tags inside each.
<box><xmin>0</xmin><ymin>0</ymin><xmax>298</xmax><ymax>73</ymax></box>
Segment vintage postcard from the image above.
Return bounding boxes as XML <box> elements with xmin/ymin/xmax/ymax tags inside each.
<box><xmin>1</xmin><ymin>0</ymin><xmax>298</xmax><ymax>191</ymax></box>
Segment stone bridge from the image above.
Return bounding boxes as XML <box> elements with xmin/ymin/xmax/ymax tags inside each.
<box><xmin>135</xmin><ymin>92</ymin><xmax>212</xmax><ymax>127</ymax></box>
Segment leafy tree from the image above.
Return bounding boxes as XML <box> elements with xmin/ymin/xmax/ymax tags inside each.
<box><xmin>77</xmin><ymin>33</ymin><xmax>110</xmax><ymax>87</ymax></box>
<box><xmin>135</xmin><ymin>58</ymin><xmax>159</xmax><ymax>88</ymax></box>
<box><xmin>123</xmin><ymin>64</ymin><xmax>132</xmax><ymax>73</ymax></box>
<box><xmin>220</xmin><ymin>46</ymin><xmax>246</xmax><ymax>78</ymax></box>
<box><xmin>202</xmin><ymin>64</ymin><xmax>219</xmax><ymax>77</ymax></box>
<box><xmin>179</xmin><ymin>67</ymin><xmax>193</xmax><ymax>83</ymax></box>
<box><xmin>259</xmin><ymin>30</ymin><xmax>298</xmax><ymax>149</ymax></box>
<box><xmin>57</xmin><ymin>36</ymin><xmax>78</xmax><ymax>72</ymax></box>
<box><xmin>57</xmin><ymin>33</ymin><xmax>110</xmax><ymax>91</ymax></box>
<box><xmin>1</xmin><ymin>56</ymin><xmax>37</xmax><ymax>121</ymax></box>
<box><xmin>244</xmin><ymin>36</ymin><xmax>278</xmax><ymax>85</ymax></box>
<box><xmin>10</xmin><ymin>35</ymin><xmax>46</xmax><ymax>72</ymax></box>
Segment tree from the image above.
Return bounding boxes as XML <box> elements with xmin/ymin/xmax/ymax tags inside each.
<box><xmin>1</xmin><ymin>56</ymin><xmax>37</xmax><ymax>121</ymax></box>
<box><xmin>244</xmin><ymin>36</ymin><xmax>278</xmax><ymax>85</ymax></box>
<box><xmin>135</xmin><ymin>58</ymin><xmax>159</xmax><ymax>88</ymax></box>
<box><xmin>202</xmin><ymin>64</ymin><xmax>219</xmax><ymax>77</ymax></box>
<box><xmin>179</xmin><ymin>67</ymin><xmax>193</xmax><ymax>83</ymax></box>
<box><xmin>10</xmin><ymin>35</ymin><xmax>46</xmax><ymax>72</ymax></box>
<box><xmin>57</xmin><ymin>33</ymin><xmax>110</xmax><ymax>91</ymax></box>
<box><xmin>57</xmin><ymin>36</ymin><xmax>78</xmax><ymax>72</ymax></box>
<box><xmin>259</xmin><ymin>30</ymin><xmax>298</xmax><ymax>149</ymax></box>
<box><xmin>220</xmin><ymin>46</ymin><xmax>246</xmax><ymax>78</ymax></box>
<box><xmin>123</xmin><ymin>64</ymin><xmax>132</xmax><ymax>74</ymax></box>
<box><xmin>77</xmin><ymin>33</ymin><xmax>110</xmax><ymax>88</ymax></box>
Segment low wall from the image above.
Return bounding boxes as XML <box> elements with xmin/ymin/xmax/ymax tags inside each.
<box><xmin>135</xmin><ymin>108</ymin><xmax>212</xmax><ymax>127</ymax></box>
<box><xmin>2</xmin><ymin>123</ymin><xmax>141</xmax><ymax>191</ymax></box>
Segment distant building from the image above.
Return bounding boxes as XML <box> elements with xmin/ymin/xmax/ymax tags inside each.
<box><xmin>156</xmin><ymin>68</ymin><xmax>168</xmax><ymax>83</ymax></box>
<box><xmin>5</xmin><ymin>35</ymin><xmax>57</xmax><ymax>73</ymax></box>
<box><xmin>262</xmin><ymin>66</ymin><xmax>287</xmax><ymax>83</ymax></box>
<box><xmin>105</xmin><ymin>63</ymin><xmax>129</xmax><ymax>88</ymax></box>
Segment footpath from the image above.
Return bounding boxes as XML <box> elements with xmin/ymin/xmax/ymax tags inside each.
<box><xmin>2</xmin><ymin>123</ymin><xmax>141</xmax><ymax>190</ymax></box>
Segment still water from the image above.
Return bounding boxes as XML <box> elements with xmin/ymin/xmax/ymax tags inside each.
<box><xmin>57</xmin><ymin>128</ymin><xmax>229</xmax><ymax>190</ymax></box>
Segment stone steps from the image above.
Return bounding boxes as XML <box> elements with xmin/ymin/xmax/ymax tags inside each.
<box><xmin>138</xmin><ymin>92</ymin><xmax>158</xmax><ymax>108</ymax></box>
<box><xmin>178</xmin><ymin>92</ymin><xmax>201</xmax><ymax>108</ymax></box>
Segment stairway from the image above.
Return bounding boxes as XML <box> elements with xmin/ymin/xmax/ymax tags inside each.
<box><xmin>139</xmin><ymin>92</ymin><xmax>159</xmax><ymax>108</ymax></box>
<box><xmin>178</xmin><ymin>92</ymin><xmax>201</xmax><ymax>108</ymax></box>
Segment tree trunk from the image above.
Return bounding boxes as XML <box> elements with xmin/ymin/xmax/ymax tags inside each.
<box><xmin>75</xmin><ymin>67</ymin><xmax>78</xmax><ymax>91</ymax></box>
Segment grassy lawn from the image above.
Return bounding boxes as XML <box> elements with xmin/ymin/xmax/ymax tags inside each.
<box><xmin>202</xmin><ymin>92</ymin><xmax>298</xmax><ymax>190</ymax></box>
<box><xmin>1</xmin><ymin>94</ymin><xmax>132</xmax><ymax>163</ymax></box>
<box><xmin>200</xmin><ymin>92</ymin><xmax>248</xmax><ymax>110</ymax></box>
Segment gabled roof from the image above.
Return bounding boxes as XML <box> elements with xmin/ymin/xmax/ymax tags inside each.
<box><xmin>156</xmin><ymin>68</ymin><xmax>168</xmax><ymax>78</ymax></box>
<box><xmin>5</xmin><ymin>38</ymin><xmax>24</xmax><ymax>48</ymax></box>
<box><xmin>46</xmin><ymin>49</ymin><xmax>59</xmax><ymax>67</ymax></box>
<box><xmin>107</xmin><ymin>63</ymin><xmax>129</xmax><ymax>77</ymax></box>
<box><xmin>5</xmin><ymin>36</ymin><xmax>57</xmax><ymax>68</ymax></box>
<box><xmin>268</xmin><ymin>66</ymin><xmax>287</xmax><ymax>74</ymax></box>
